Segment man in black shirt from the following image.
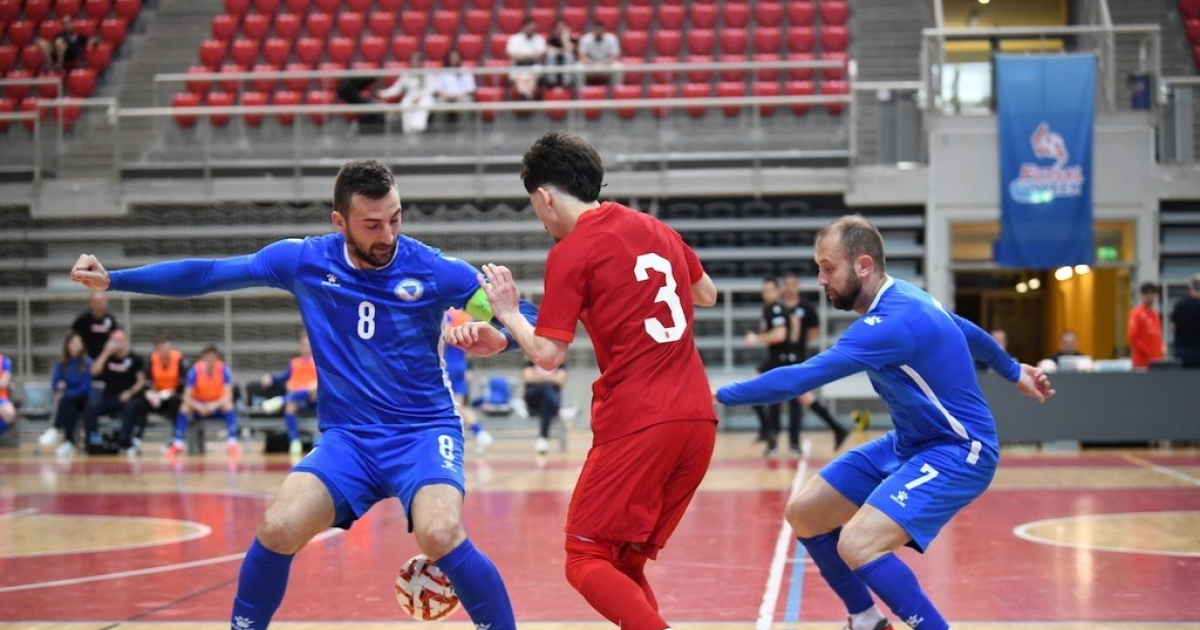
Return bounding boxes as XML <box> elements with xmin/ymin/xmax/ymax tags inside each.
<box><xmin>744</xmin><ymin>277</ymin><xmax>789</xmax><ymax>455</ymax></box>
<box><xmin>35</xmin><ymin>16</ymin><xmax>91</xmax><ymax>71</ymax></box>
<box><xmin>780</xmin><ymin>271</ymin><xmax>849</xmax><ymax>455</ymax></box>
<box><xmin>1171</xmin><ymin>274</ymin><xmax>1200</xmax><ymax>368</ymax></box>
<box><xmin>71</xmin><ymin>291</ymin><xmax>119</xmax><ymax>360</ymax></box>
<box><xmin>79</xmin><ymin>329</ymin><xmax>145</xmax><ymax>454</ymax></box>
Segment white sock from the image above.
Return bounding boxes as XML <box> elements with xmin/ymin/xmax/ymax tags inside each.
<box><xmin>850</xmin><ymin>605</ymin><xmax>886</xmax><ymax>630</ymax></box>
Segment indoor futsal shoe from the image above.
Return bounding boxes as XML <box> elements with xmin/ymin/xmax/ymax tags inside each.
<box><xmin>843</xmin><ymin>619</ymin><xmax>893</xmax><ymax>630</ymax></box>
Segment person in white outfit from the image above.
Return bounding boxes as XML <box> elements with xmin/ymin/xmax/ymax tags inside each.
<box><xmin>432</xmin><ymin>49</ymin><xmax>477</xmax><ymax>125</ymax></box>
<box><xmin>377</xmin><ymin>51</ymin><xmax>434</xmax><ymax>134</ymax></box>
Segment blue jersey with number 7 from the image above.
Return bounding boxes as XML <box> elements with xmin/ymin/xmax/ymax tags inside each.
<box><xmin>109</xmin><ymin>233</ymin><xmax>520</xmax><ymax>430</ymax></box>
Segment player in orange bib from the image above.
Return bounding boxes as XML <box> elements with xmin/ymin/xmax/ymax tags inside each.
<box><xmin>262</xmin><ymin>332</ymin><xmax>318</xmax><ymax>457</ymax></box>
<box><xmin>167</xmin><ymin>345</ymin><xmax>239</xmax><ymax>458</ymax></box>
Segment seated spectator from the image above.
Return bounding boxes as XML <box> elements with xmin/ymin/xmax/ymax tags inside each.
<box><xmin>1050</xmin><ymin>330</ymin><xmax>1082</xmax><ymax>365</ymax></box>
<box><xmin>260</xmin><ymin>331</ymin><xmax>317</xmax><ymax>457</ymax></box>
<box><xmin>506</xmin><ymin>19</ymin><xmax>547</xmax><ymax>100</ymax></box>
<box><xmin>522</xmin><ymin>362</ymin><xmax>566</xmax><ymax>455</ymax></box>
<box><xmin>578</xmin><ymin>22</ymin><xmax>622</xmax><ymax>85</ymax></box>
<box><xmin>131</xmin><ymin>336</ymin><xmax>188</xmax><ymax>455</ymax></box>
<box><xmin>72</xmin><ymin>291</ymin><xmax>118</xmax><ymax>361</ymax></box>
<box><xmin>167</xmin><ymin>346</ymin><xmax>239</xmax><ymax>459</ymax></box>
<box><xmin>81</xmin><ymin>329</ymin><xmax>145</xmax><ymax>455</ymax></box>
<box><xmin>0</xmin><ymin>349</ymin><xmax>15</xmax><ymax>438</ymax></box>
<box><xmin>43</xmin><ymin>333</ymin><xmax>92</xmax><ymax>455</ymax></box>
<box><xmin>336</xmin><ymin>73</ymin><xmax>384</xmax><ymax>126</ymax></box>
<box><xmin>432</xmin><ymin>49</ymin><xmax>477</xmax><ymax>124</ymax></box>
<box><xmin>34</xmin><ymin>16</ymin><xmax>96</xmax><ymax>71</ymax></box>
<box><xmin>542</xmin><ymin>20</ymin><xmax>577</xmax><ymax>88</ymax></box>
<box><xmin>378</xmin><ymin>51</ymin><xmax>434</xmax><ymax>134</ymax></box>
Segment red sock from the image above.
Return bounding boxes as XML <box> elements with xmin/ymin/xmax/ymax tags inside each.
<box><xmin>615</xmin><ymin>547</ymin><xmax>657</xmax><ymax>611</ymax></box>
<box><xmin>565</xmin><ymin>538</ymin><xmax>666</xmax><ymax>630</ymax></box>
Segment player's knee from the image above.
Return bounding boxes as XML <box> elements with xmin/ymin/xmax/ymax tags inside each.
<box><xmin>285</xmin><ymin>402</ymin><xmax>297</xmax><ymax>414</ymax></box>
<box><xmin>785</xmin><ymin>491</ymin><xmax>824</xmax><ymax>537</ymax></box>
<box><xmin>256</xmin><ymin>509</ymin><xmax>306</xmax><ymax>554</ymax></box>
<box><xmin>413</xmin><ymin>516</ymin><xmax>465</xmax><ymax>561</ymax></box>
<box><xmin>835</xmin><ymin>523</ymin><xmax>876</xmax><ymax>569</ymax></box>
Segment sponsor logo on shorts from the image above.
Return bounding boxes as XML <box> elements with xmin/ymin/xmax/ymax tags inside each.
<box><xmin>890</xmin><ymin>489</ymin><xmax>908</xmax><ymax>507</ymax></box>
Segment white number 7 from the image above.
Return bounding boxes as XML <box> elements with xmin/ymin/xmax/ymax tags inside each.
<box><xmin>634</xmin><ymin>253</ymin><xmax>687</xmax><ymax>343</ymax></box>
<box><xmin>904</xmin><ymin>463</ymin><xmax>940</xmax><ymax>491</ymax></box>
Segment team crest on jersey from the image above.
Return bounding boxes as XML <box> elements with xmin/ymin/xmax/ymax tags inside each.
<box><xmin>395</xmin><ymin>279</ymin><xmax>424</xmax><ymax>301</ymax></box>
<box><xmin>864</xmin><ymin>315</ymin><xmax>883</xmax><ymax>326</ymax></box>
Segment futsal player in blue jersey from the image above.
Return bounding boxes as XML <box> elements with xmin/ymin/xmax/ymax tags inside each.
<box><xmin>716</xmin><ymin>215</ymin><xmax>1054</xmax><ymax>630</ymax></box>
<box><xmin>70</xmin><ymin>160</ymin><xmax>529</xmax><ymax>630</ymax></box>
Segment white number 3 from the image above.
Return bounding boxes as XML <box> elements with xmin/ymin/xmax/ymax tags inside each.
<box><xmin>634</xmin><ymin>253</ymin><xmax>688</xmax><ymax>344</ymax></box>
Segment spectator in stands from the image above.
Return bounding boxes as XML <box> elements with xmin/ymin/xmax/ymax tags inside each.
<box><xmin>336</xmin><ymin>72</ymin><xmax>385</xmax><ymax>127</ymax></box>
<box><xmin>131</xmin><ymin>336</ymin><xmax>188</xmax><ymax>456</ymax></box>
<box><xmin>522</xmin><ymin>361</ymin><xmax>566</xmax><ymax>455</ymax></box>
<box><xmin>261</xmin><ymin>331</ymin><xmax>318</xmax><ymax>457</ymax></box>
<box><xmin>0</xmin><ymin>349</ymin><xmax>14</xmax><ymax>438</ymax></box>
<box><xmin>1049</xmin><ymin>330</ymin><xmax>1082</xmax><ymax>366</ymax></box>
<box><xmin>1127</xmin><ymin>281</ymin><xmax>1164</xmax><ymax>369</ymax></box>
<box><xmin>506</xmin><ymin>19</ymin><xmax>547</xmax><ymax>100</ymax></box>
<box><xmin>1171</xmin><ymin>273</ymin><xmax>1200</xmax><ymax>368</ymax></box>
<box><xmin>780</xmin><ymin>270</ymin><xmax>848</xmax><ymax>454</ymax></box>
<box><xmin>81</xmin><ymin>328</ymin><xmax>145</xmax><ymax>455</ymax></box>
<box><xmin>72</xmin><ymin>291</ymin><xmax>119</xmax><ymax>360</ymax></box>
<box><xmin>43</xmin><ymin>332</ymin><xmax>92</xmax><ymax>455</ymax></box>
<box><xmin>432</xmin><ymin>50</ymin><xmax>477</xmax><ymax>125</ymax></box>
<box><xmin>743</xmin><ymin>276</ymin><xmax>787</xmax><ymax>452</ymax></box>
<box><xmin>167</xmin><ymin>345</ymin><xmax>239</xmax><ymax>458</ymax></box>
<box><xmin>378</xmin><ymin>51</ymin><xmax>433</xmax><ymax>134</ymax></box>
<box><xmin>577</xmin><ymin>22</ymin><xmax>622</xmax><ymax>86</ymax></box>
<box><xmin>542</xmin><ymin>20</ymin><xmax>577</xmax><ymax>88</ymax></box>
<box><xmin>34</xmin><ymin>16</ymin><xmax>95</xmax><ymax>72</ymax></box>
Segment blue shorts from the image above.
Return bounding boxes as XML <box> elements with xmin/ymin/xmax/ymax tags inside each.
<box><xmin>293</xmin><ymin>423</ymin><xmax>465</xmax><ymax>532</ymax></box>
<box><xmin>819</xmin><ymin>432</ymin><xmax>997</xmax><ymax>552</ymax></box>
<box><xmin>285</xmin><ymin>391</ymin><xmax>316</xmax><ymax>411</ymax></box>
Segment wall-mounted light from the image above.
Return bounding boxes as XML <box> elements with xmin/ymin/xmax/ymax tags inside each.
<box><xmin>1016</xmin><ymin>282</ymin><xmax>1029</xmax><ymax>293</ymax></box>
<box><xmin>1028</xmin><ymin>278</ymin><xmax>1041</xmax><ymax>290</ymax></box>
<box><xmin>1055</xmin><ymin>266</ymin><xmax>1074</xmax><ymax>281</ymax></box>
<box><xmin>978</xmin><ymin>0</ymin><xmax>990</xmax><ymax>4</ymax></box>
<box><xmin>1074</xmin><ymin>264</ymin><xmax>1090</xmax><ymax>275</ymax></box>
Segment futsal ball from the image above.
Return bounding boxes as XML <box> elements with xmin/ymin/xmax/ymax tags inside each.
<box><xmin>395</xmin><ymin>554</ymin><xmax>460</xmax><ymax>621</ymax></box>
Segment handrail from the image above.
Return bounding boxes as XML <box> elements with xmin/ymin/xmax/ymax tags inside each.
<box><xmin>922</xmin><ymin>24</ymin><xmax>1161</xmax><ymax>38</ymax></box>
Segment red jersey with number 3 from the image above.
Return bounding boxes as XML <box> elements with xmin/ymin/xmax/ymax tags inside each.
<box><xmin>535</xmin><ymin>202</ymin><xmax>717</xmax><ymax>445</ymax></box>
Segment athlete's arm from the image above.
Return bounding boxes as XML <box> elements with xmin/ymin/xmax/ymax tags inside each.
<box><xmin>262</xmin><ymin>365</ymin><xmax>290</xmax><ymax>389</ymax></box>
<box><xmin>439</xmin><ymin>254</ymin><xmax>539</xmax><ymax>356</ymax></box>
<box><xmin>479</xmin><ymin>263</ymin><xmax>569</xmax><ymax>370</ymax></box>
<box><xmin>692</xmin><ymin>272</ymin><xmax>717</xmax><ymax>307</ymax></box>
<box><xmin>717</xmin><ymin>349</ymin><xmax>861</xmax><ymax>406</ymax></box>
<box><xmin>948</xmin><ymin>313</ymin><xmax>1020</xmax><ymax>382</ymax></box>
<box><xmin>70</xmin><ymin>240</ymin><xmax>302</xmax><ymax>296</ymax></box>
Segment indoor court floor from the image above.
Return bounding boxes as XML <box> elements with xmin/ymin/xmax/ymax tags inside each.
<box><xmin>1</xmin><ymin>429</ymin><xmax>1198</xmax><ymax>630</ymax></box>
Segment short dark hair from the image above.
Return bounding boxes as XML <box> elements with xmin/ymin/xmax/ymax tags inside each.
<box><xmin>762</xmin><ymin>276</ymin><xmax>779</xmax><ymax>286</ymax></box>
<box><xmin>816</xmin><ymin>214</ymin><xmax>887</xmax><ymax>273</ymax></box>
<box><xmin>200</xmin><ymin>345</ymin><xmax>221</xmax><ymax>358</ymax></box>
<box><xmin>334</xmin><ymin>160</ymin><xmax>396</xmax><ymax>216</ymax></box>
<box><xmin>155</xmin><ymin>336</ymin><xmax>172</xmax><ymax>345</ymax></box>
<box><xmin>1139</xmin><ymin>281</ymin><xmax>1159</xmax><ymax>295</ymax></box>
<box><xmin>520</xmin><ymin>131</ymin><xmax>605</xmax><ymax>202</ymax></box>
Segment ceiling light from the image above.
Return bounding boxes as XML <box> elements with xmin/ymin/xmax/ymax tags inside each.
<box><xmin>1055</xmin><ymin>266</ymin><xmax>1074</xmax><ymax>281</ymax></box>
<box><xmin>1028</xmin><ymin>278</ymin><xmax>1041</xmax><ymax>290</ymax></box>
<box><xmin>1074</xmin><ymin>264</ymin><xmax>1090</xmax><ymax>275</ymax></box>
<box><xmin>1016</xmin><ymin>282</ymin><xmax>1028</xmax><ymax>293</ymax></box>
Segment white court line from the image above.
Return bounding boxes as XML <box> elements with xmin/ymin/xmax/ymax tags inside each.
<box><xmin>0</xmin><ymin>515</ymin><xmax>212</xmax><ymax>558</ymax></box>
<box><xmin>755</xmin><ymin>438</ymin><xmax>810</xmax><ymax>630</ymax></box>
<box><xmin>1013</xmin><ymin>510</ymin><xmax>1200</xmax><ymax>558</ymax></box>
<box><xmin>0</xmin><ymin>529</ymin><xmax>343</xmax><ymax>593</ymax></box>
<box><xmin>0</xmin><ymin>508</ymin><xmax>39</xmax><ymax>518</ymax></box>
<box><xmin>1120</xmin><ymin>453</ymin><xmax>1200</xmax><ymax>486</ymax></box>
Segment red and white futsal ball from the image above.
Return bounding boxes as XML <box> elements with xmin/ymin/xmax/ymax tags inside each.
<box><xmin>395</xmin><ymin>554</ymin><xmax>460</xmax><ymax>621</ymax></box>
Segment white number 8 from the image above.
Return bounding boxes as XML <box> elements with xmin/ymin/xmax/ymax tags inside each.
<box><xmin>357</xmin><ymin>300</ymin><xmax>376</xmax><ymax>340</ymax></box>
<box><xmin>634</xmin><ymin>253</ymin><xmax>687</xmax><ymax>343</ymax></box>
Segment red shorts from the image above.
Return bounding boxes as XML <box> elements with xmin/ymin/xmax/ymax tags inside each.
<box><xmin>565</xmin><ymin>419</ymin><xmax>716</xmax><ymax>557</ymax></box>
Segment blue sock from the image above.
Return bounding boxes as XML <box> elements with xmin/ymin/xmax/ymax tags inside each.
<box><xmin>469</xmin><ymin>422</ymin><xmax>483</xmax><ymax>436</ymax></box>
<box><xmin>225</xmin><ymin>410</ymin><xmax>238</xmax><ymax>438</ymax></box>
<box><xmin>231</xmin><ymin>538</ymin><xmax>294</xmax><ymax>630</ymax></box>
<box><xmin>434</xmin><ymin>538</ymin><xmax>515</xmax><ymax>630</ymax></box>
<box><xmin>854</xmin><ymin>553</ymin><xmax>948</xmax><ymax>630</ymax></box>
<box><xmin>798</xmin><ymin>528</ymin><xmax>875</xmax><ymax>615</ymax></box>
<box><xmin>0</xmin><ymin>419</ymin><xmax>9</xmax><ymax>435</ymax></box>
<box><xmin>284</xmin><ymin>413</ymin><xmax>299</xmax><ymax>440</ymax></box>
<box><xmin>174</xmin><ymin>413</ymin><xmax>188</xmax><ymax>442</ymax></box>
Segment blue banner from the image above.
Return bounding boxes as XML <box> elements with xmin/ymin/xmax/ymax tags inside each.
<box><xmin>994</xmin><ymin>54</ymin><xmax>1095</xmax><ymax>269</ymax></box>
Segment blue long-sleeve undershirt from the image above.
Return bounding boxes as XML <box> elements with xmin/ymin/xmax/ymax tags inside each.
<box><xmin>109</xmin><ymin>256</ymin><xmax>262</xmax><ymax>297</ymax></box>
<box><xmin>717</xmin><ymin>349</ymin><xmax>863</xmax><ymax>407</ymax></box>
<box><xmin>950</xmin><ymin>312</ymin><xmax>1020</xmax><ymax>382</ymax></box>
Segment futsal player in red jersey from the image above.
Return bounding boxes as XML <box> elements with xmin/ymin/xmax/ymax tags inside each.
<box><xmin>449</xmin><ymin>131</ymin><xmax>718</xmax><ymax>630</ymax></box>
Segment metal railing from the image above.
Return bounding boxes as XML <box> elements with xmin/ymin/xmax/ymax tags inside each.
<box><xmin>1160</xmin><ymin>76</ymin><xmax>1200</xmax><ymax>163</ymax></box>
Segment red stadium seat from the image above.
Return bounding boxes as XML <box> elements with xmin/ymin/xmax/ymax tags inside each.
<box><xmin>752</xmin><ymin>80</ymin><xmax>780</xmax><ymax>116</ymax></box>
<box><xmin>496</xmin><ymin>9</ymin><xmax>521</xmax><ymax>35</ymax></box>
<box><xmin>531</xmin><ymin>8</ymin><xmax>555</xmax><ymax>31</ymax></box>
<box><xmin>284</xmin><ymin>0</ymin><xmax>309</xmax><ymax>13</ymax></box>
<box><xmin>441</xmin><ymin>0</ymin><xmax>463</xmax><ymax>9</ymax></box>
<box><xmin>488</xmin><ymin>33</ymin><xmax>507</xmax><ymax>59</ymax></box>
<box><xmin>626</xmin><ymin>5</ymin><xmax>652</xmax><ymax>30</ymax></box>
<box><xmin>1182</xmin><ymin>0</ymin><xmax>1200</xmax><ymax>18</ymax></box>
<box><xmin>654</xmin><ymin>30</ymin><xmax>682</xmax><ymax>56</ymax></box>
<box><xmin>819</xmin><ymin>51</ymin><xmax>847</xmax><ymax>80</ymax></box>
<box><xmin>786</xmin><ymin>27</ymin><xmax>815</xmax><ymax>53</ymax></box>
<box><xmin>687</xmin><ymin>30</ymin><xmax>714</xmax><ymax>55</ymax></box>
<box><xmin>1185</xmin><ymin>18</ymin><xmax>1200</xmax><ymax>44</ymax></box>
<box><xmin>543</xmin><ymin>86</ymin><xmax>570</xmax><ymax>121</ymax></box>
<box><xmin>685</xmin><ymin>54</ymin><xmax>712</xmax><ymax>82</ymax></box>
<box><xmin>0</xmin><ymin>0</ymin><xmax>19</xmax><ymax>21</ymax></box>
<box><xmin>306</xmin><ymin>12</ymin><xmax>333</xmax><ymax>38</ymax></box>
<box><xmin>391</xmin><ymin>35</ymin><xmax>417</xmax><ymax>61</ymax></box>
<box><xmin>327</xmin><ymin>36</ymin><xmax>355</xmax><ymax>64</ymax></box>
<box><xmin>305</xmin><ymin>89</ymin><xmax>330</xmax><ymax>124</ymax></box>
<box><xmin>754</xmin><ymin>27</ymin><xmax>781</xmax><ymax>54</ymax></box>
<box><xmin>481</xmin><ymin>57</ymin><xmax>506</xmax><ymax>86</ymax></box>
<box><xmin>690</xmin><ymin>3</ymin><xmax>716</xmax><ymax>29</ymax></box>
<box><xmin>39</xmin><ymin>20</ymin><xmax>65</xmax><ymax>41</ymax></box>
<box><xmin>822</xmin><ymin>79</ymin><xmax>847</xmax><ymax>115</ymax></box>
<box><xmin>682</xmin><ymin>82</ymin><xmax>709</xmax><ymax>117</ymax></box>
<box><xmin>230</xmin><ymin>38</ymin><xmax>260</xmax><ymax>66</ymax></box>
<box><xmin>5</xmin><ymin>70</ymin><xmax>34</xmax><ymax>100</ymax></box>
<box><xmin>821</xmin><ymin>26</ymin><xmax>849</xmax><ymax>52</ymax></box>
<box><xmin>648</xmin><ymin>82</ymin><xmax>674</xmax><ymax>118</ymax></box>
<box><xmin>206</xmin><ymin>90</ymin><xmax>234</xmax><ymax>127</ymax></box>
<box><xmin>84</xmin><ymin>0</ymin><xmax>111</xmax><ymax>19</ymax></box>
<box><xmin>622</xmin><ymin>31</ymin><xmax>648</xmax><ymax>58</ymax></box>
<box><xmin>36</xmin><ymin>68</ymin><xmax>63</xmax><ymax>97</ymax></box>
<box><xmin>400</xmin><ymin>11</ymin><xmax>427</xmax><ymax>36</ymax></box>
<box><xmin>368</xmin><ymin>11</ymin><xmax>396</xmax><ymax>37</ymax></box>
<box><xmin>99</xmin><ymin>18</ymin><xmax>127</xmax><ymax>46</ymax></box>
<box><xmin>724</xmin><ymin>3</ymin><xmax>750</xmax><ymax>28</ymax></box>
<box><xmin>65</xmin><ymin>67</ymin><xmax>96</xmax><ymax>96</ymax></box>
<box><xmin>346</xmin><ymin>0</ymin><xmax>371</xmax><ymax>11</ymax></box>
<box><xmin>263</xmin><ymin>37</ymin><xmax>291</xmax><ymax>65</ymax></box>
<box><xmin>172</xmin><ymin>92</ymin><xmax>201</xmax><ymax>128</ymax></box>
<box><xmin>217</xmin><ymin>62</ymin><xmax>245</xmax><ymax>92</ymax></box>
<box><xmin>275</xmin><ymin>12</ymin><xmax>302</xmax><ymax>38</ymax></box>
<box><xmin>658</xmin><ymin>5</ymin><xmax>684</xmax><ymax>30</ymax></box>
<box><xmin>820</xmin><ymin>1</ymin><xmax>849</xmax><ymax>26</ymax></box>
<box><xmin>211</xmin><ymin>14</ymin><xmax>238</xmax><ymax>41</ymax></box>
<box><xmin>20</xmin><ymin>45</ymin><xmax>44</xmax><ymax>71</ymax></box>
<box><xmin>457</xmin><ymin>33</ymin><xmax>483</xmax><ymax>62</ymax></box>
<box><xmin>282</xmin><ymin>61</ymin><xmax>310</xmax><ymax>90</ymax></box>
<box><xmin>7</xmin><ymin>21</ymin><xmax>36</xmax><ymax>48</ymax></box>
<box><xmin>314</xmin><ymin>0</ymin><xmax>337</xmax><ymax>12</ymax></box>
<box><xmin>252</xmin><ymin>0</ymin><xmax>278</xmax><ymax>15</ymax></box>
<box><xmin>294</xmin><ymin>37</ymin><xmax>322</xmax><ymax>65</ymax></box>
<box><xmin>620</xmin><ymin>56</ymin><xmax>643</xmax><ymax>83</ymax></box>
<box><xmin>273</xmin><ymin>89</ymin><xmax>300</xmax><ymax>125</ymax></box>
<box><xmin>424</xmin><ymin>34</ymin><xmax>450</xmax><ymax>60</ymax></box>
<box><xmin>788</xmin><ymin>2</ymin><xmax>815</xmax><ymax>26</ymax></box>
<box><xmin>475</xmin><ymin>85</ymin><xmax>500</xmax><ymax>121</ymax></box>
<box><xmin>0</xmin><ymin>97</ymin><xmax>15</xmax><ymax>133</ymax></box>
<box><xmin>786</xmin><ymin>51</ymin><xmax>814</xmax><ymax>81</ymax></box>
<box><xmin>249</xmin><ymin>62</ymin><xmax>278</xmax><ymax>91</ymax></box>
<box><xmin>719</xmin><ymin>53</ymin><xmax>746</xmax><ymax>82</ymax></box>
<box><xmin>560</xmin><ymin>7</ymin><xmax>586</xmax><ymax>31</ymax></box>
<box><xmin>593</xmin><ymin>6</ymin><xmax>619</xmax><ymax>30</ymax></box>
<box><xmin>25</xmin><ymin>0</ymin><xmax>52</xmax><ymax>21</ymax></box>
<box><xmin>55</xmin><ymin>0</ymin><xmax>81</xmax><ymax>18</ymax></box>
<box><xmin>360</xmin><ymin>35</ymin><xmax>386</xmax><ymax>63</ymax></box>
<box><xmin>716</xmin><ymin>81</ymin><xmax>743</xmax><ymax>116</ymax></box>
<box><xmin>579</xmin><ymin>84</ymin><xmax>606</xmax><ymax>120</ymax></box>
<box><xmin>20</xmin><ymin>97</ymin><xmax>48</xmax><ymax>132</ymax></box>
<box><xmin>753</xmin><ymin>52</ymin><xmax>780</xmax><ymax>81</ymax></box>
<box><xmin>613</xmin><ymin>83</ymin><xmax>640</xmax><ymax>119</ymax></box>
<box><xmin>84</xmin><ymin>41</ymin><xmax>112</xmax><ymax>71</ymax></box>
<box><xmin>784</xmin><ymin>79</ymin><xmax>813</xmax><ymax>115</ymax></box>
<box><xmin>721</xmin><ymin>28</ymin><xmax>747</xmax><ymax>54</ymax></box>
<box><xmin>73</xmin><ymin>18</ymin><xmax>98</xmax><ymax>38</ymax></box>
<box><xmin>432</xmin><ymin>10</ymin><xmax>458</xmax><ymax>35</ymax></box>
<box><xmin>0</xmin><ymin>46</ymin><xmax>16</xmax><ymax>73</ymax></box>
<box><xmin>243</xmin><ymin>13</ymin><xmax>270</xmax><ymax>40</ymax></box>
<box><xmin>464</xmin><ymin>10</ymin><xmax>490</xmax><ymax>34</ymax></box>
<box><xmin>756</xmin><ymin>2</ymin><xmax>783</xmax><ymax>28</ymax></box>
<box><xmin>337</xmin><ymin>12</ymin><xmax>364</xmax><ymax>37</ymax></box>
<box><xmin>242</xmin><ymin>90</ymin><xmax>267</xmax><ymax>126</ymax></box>
<box><xmin>185</xmin><ymin>65</ymin><xmax>212</xmax><ymax>94</ymax></box>
<box><xmin>650</xmin><ymin>54</ymin><xmax>675</xmax><ymax>83</ymax></box>
<box><xmin>199</xmin><ymin>39</ymin><xmax>228</xmax><ymax>69</ymax></box>
<box><xmin>58</xmin><ymin>97</ymin><xmax>82</xmax><ymax>130</ymax></box>
<box><xmin>113</xmin><ymin>0</ymin><xmax>140</xmax><ymax>21</ymax></box>
<box><xmin>596</xmin><ymin>0</ymin><xmax>620</xmax><ymax>6</ymax></box>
